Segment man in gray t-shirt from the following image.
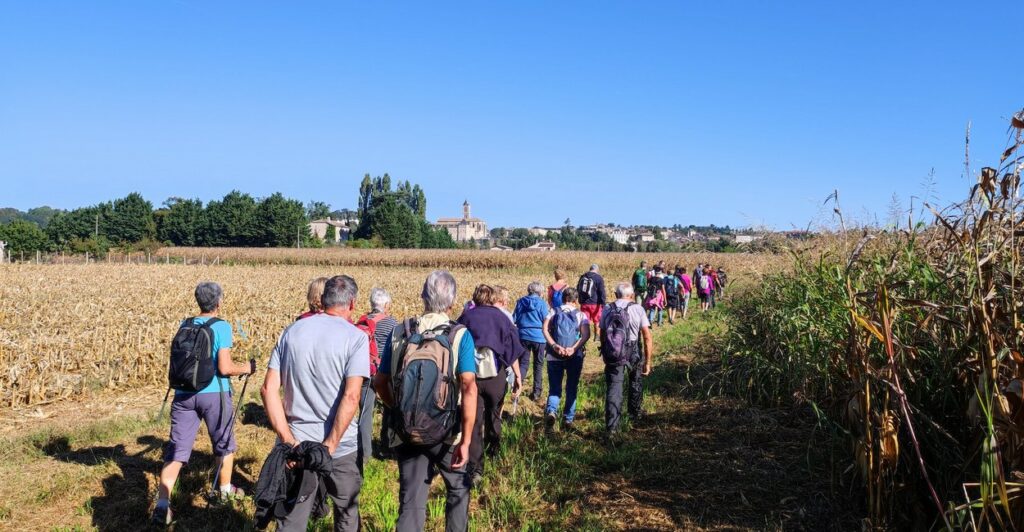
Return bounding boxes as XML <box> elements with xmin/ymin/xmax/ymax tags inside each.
<box><xmin>261</xmin><ymin>275</ymin><xmax>370</xmax><ymax>532</ymax></box>
<box><xmin>600</xmin><ymin>282</ymin><xmax>654</xmax><ymax>436</ymax></box>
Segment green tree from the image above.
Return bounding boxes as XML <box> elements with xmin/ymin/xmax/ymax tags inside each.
<box><xmin>204</xmin><ymin>191</ymin><xmax>259</xmax><ymax>246</ymax></box>
<box><xmin>361</xmin><ymin>194</ymin><xmax>421</xmax><ymax>248</ymax></box>
<box><xmin>257</xmin><ymin>192</ymin><xmax>308</xmax><ymax>247</ymax></box>
<box><xmin>0</xmin><ymin>220</ymin><xmax>49</xmax><ymax>255</ymax></box>
<box><xmin>46</xmin><ymin>204</ymin><xmax>110</xmax><ymax>249</ymax></box>
<box><xmin>306</xmin><ymin>201</ymin><xmax>331</xmax><ymax>220</ymax></box>
<box><xmin>157</xmin><ymin>197</ymin><xmax>204</xmax><ymax>245</ymax></box>
<box><xmin>104</xmin><ymin>193</ymin><xmax>155</xmax><ymax>244</ymax></box>
<box><xmin>22</xmin><ymin>206</ymin><xmax>63</xmax><ymax>227</ymax></box>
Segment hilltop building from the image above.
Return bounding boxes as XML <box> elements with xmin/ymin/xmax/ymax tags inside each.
<box><xmin>436</xmin><ymin>200</ymin><xmax>488</xmax><ymax>242</ymax></box>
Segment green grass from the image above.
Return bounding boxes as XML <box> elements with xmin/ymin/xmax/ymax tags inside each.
<box><xmin>2</xmin><ymin>306</ymin><xmax>828</xmax><ymax>530</ymax></box>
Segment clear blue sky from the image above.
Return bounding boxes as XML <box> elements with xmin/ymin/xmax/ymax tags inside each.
<box><xmin>2</xmin><ymin>2</ymin><xmax>1021</xmax><ymax>229</ymax></box>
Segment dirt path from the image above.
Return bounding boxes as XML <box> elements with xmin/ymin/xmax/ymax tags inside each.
<box><xmin>0</xmin><ymin>313</ymin><xmax>854</xmax><ymax>531</ymax></box>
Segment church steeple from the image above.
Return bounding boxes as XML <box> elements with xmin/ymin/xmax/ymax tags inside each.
<box><xmin>463</xmin><ymin>200</ymin><xmax>470</xmax><ymax>220</ymax></box>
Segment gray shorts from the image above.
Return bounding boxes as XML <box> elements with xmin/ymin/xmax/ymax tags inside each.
<box><xmin>164</xmin><ymin>392</ymin><xmax>237</xmax><ymax>464</ymax></box>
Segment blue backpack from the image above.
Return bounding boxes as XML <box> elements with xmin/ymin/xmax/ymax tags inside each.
<box><xmin>550</xmin><ymin>287</ymin><xmax>565</xmax><ymax>308</ymax></box>
<box><xmin>550</xmin><ymin>308</ymin><xmax>580</xmax><ymax>349</ymax></box>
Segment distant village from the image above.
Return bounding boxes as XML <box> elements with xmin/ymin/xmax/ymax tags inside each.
<box><xmin>307</xmin><ymin>200</ymin><xmax>810</xmax><ymax>252</ymax></box>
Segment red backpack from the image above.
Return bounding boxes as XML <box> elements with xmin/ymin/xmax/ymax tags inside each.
<box><xmin>355</xmin><ymin>313</ymin><xmax>386</xmax><ymax>376</ymax></box>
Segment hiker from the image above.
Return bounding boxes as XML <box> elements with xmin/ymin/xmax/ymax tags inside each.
<box><xmin>373</xmin><ymin>270</ymin><xmax>478</xmax><ymax>532</ymax></box>
<box><xmin>296</xmin><ymin>276</ymin><xmax>328</xmax><ymax>320</ymax></box>
<box><xmin>653</xmin><ymin>260</ymin><xmax>666</xmax><ymax>275</ymax></box>
<box><xmin>600</xmin><ymin>282</ymin><xmax>653</xmax><ymax>437</ymax></box>
<box><xmin>152</xmin><ymin>282</ymin><xmax>256</xmax><ymax>526</ymax></box>
<box><xmin>513</xmin><ymin>281</ymin><xmax>551</xmax><ymax>402</ymax></box>
<box><xmin>458</xmin><ymin>284</ymin><xmax>525</xmax><ymax>485</ymax></box>
<box><xmin>709</xmin><ymin>267</ymin><xmax>720</xmax><ymax>308</ymax></box>
<box><xmin>644</xmin><ymin>271</ymin><xmax>667</xmax><ymax>327</ymax></box>
<box><xmin>494</xmin><ymin>285</ymin><xmax>515</xmax><ymax>323</ymax></box>
<box><xmin>577</xmin><ymin>264</ymin><xmax>607</xmax><ymax>339</ymax></box>
<box><xmin>716</xmin><ymin>267</ymin><xmax>728</xmax><ymax>298</ymax></box>
<box><xmin>541</xmin><ymin>287</ymin><xmax>590</xmax><ymax>432</ymax></box>
<box><xmin>356</xmin><ymin>287</ymin><xmax>399</xmax><ymax>463</ymax></box>
<box><xmin>676</xmin><ymin>265</ymin><xmax>693</xmax><ymax>320</ymax></box>
<box><xmin>663</xmin><ymin>268</ymin><xmax>681</xmax><ymax>325</ymax></box>
<box><xmin>631</xmin><ymin>261</ymin><xmax>648</xmax><ymax>305</ymax></box>
<box><xmin>258</xmin><ymin>275</ymin><xmax>370</xmax><ymax>531</ymax></box>
<box><xmin>698</xmin><ymin>267</ymin><xmax>714</xmax><ymax>312</ymax></box>
<box><xmin>548</xmin><ymin>268</ymin><xmax>568</xmax><ymax>308</ymax></box>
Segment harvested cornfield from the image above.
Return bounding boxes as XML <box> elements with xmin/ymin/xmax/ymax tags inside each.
<box><xmin>0</xmin><ymin>253</ymin><xmax>785</xmax><ymax>408</ymax></box>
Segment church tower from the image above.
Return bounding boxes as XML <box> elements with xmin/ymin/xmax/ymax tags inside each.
<box><xmin>463</xmin><ymin>200</ymin><xmax>471</xmax><ymax>220</ymax></box>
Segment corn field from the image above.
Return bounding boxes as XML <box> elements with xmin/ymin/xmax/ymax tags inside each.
<box><xmin>725</xmin><ymin>112</ymin><xmax>1024</xmax><ymax>529</ymax></box>
<box><xmin>0</xmin><ymin>252</ymin><xmax>778</xmax><ymax>409</ymax></box>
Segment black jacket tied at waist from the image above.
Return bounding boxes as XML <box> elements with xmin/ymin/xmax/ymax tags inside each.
<box><xmin>253</xmin><ymin>441</ymin><xmax>333</xmax><ymax>529</ymax></box>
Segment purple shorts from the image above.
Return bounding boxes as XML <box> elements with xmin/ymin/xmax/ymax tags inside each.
<box><xmin>164</xmin><ymin>392</ymin><xmax>237</xmax><ymax>464</ymax></box>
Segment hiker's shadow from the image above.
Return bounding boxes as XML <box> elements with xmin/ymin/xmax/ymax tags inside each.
<box><xmin>42</xmin><ymin>434</ymin><xmax>255</xmax><ymax>531</ymax></box>
<box><xmin>241</xmin><ymin>401</ymin><xmax>271</xmax><ymax>428</ymax></box>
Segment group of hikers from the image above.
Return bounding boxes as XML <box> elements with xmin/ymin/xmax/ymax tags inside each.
<box><xmin>631</xmin><ymin>259</ymin><xmax>727</xmax><ymax>325</ymax></box>
<box><xmin>151</xmin><ymin>260</ymin><xmax>724</xmax><ymax>530</ymax></box>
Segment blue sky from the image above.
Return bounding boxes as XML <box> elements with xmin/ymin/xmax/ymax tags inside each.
<box><xmin>1</xmin><ymin>2</ymin><xmax>1021</xmax><ymax>229</ymax></box>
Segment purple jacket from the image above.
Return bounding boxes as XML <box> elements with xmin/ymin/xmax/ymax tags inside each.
<box><xmin>457</xmin><ymin>304</ymin><xmax>525</xmax><ymax>369</ymax></box>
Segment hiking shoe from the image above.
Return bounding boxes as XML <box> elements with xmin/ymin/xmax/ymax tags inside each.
<box><xmin>563</xmin><ymin>421</ymin><xmax>578</xmax><ymax>434</ymax></box>
<box><xmin>212</xmin><ymin>485</ymin><xmax>245</xmax><ymax>504</ymax></box>
<box><xmin>150</xmin><ymin>505</ymin><xmax>172</xmax><ymax>527</ymax></box>
<box><xmin>469</xmin><ymin>470</ymin><xmax>483</xmax><ymax>488</ymax></box>
<box><xmin>529</xmin><ymin>391</ymin><xmax>541</xmax><ymax>402</ymax></box>
<box><xmin>544</xmin><ymin>412</ymin><xmax>558</xmax><ymax>433</ymax></box>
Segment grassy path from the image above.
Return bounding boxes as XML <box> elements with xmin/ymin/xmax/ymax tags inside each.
<box><xmin>0</xmin><ymin>309</ymin><xmax>853</xmax><ymax>531</ymax></box>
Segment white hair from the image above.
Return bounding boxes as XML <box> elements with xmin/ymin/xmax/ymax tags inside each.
<box><xmin>370</xmin><ymin>287</ymin><xmax>391</xmax><ymax>312</ymax></box>
<box><xmin>615</xmin><ymin>282</ymin><xmax>634</xmax><ymax>299</ymax></box>
<box><xmin>422</xmin><ymin>270</ymin><xmax>457</xmax><ymax>313</ymax></box>
<box><xmin>527</xmin><ymin>281</ymin><xmax>545</xmax><ymax>296</ymax></box>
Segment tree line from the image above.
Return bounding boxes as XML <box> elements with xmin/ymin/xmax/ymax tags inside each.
<box><xmin>0</xmin><ymin>174</ymin><xmax>455</xmax><ymax>255</ymax></box>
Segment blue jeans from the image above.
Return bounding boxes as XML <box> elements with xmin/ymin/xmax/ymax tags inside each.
<box><xmin>546</xmin><ymin>354</ymin><xmax>584</xmax><ymax>422</ymax></box>
<box><xmin>647</xmin><ymin>307</ymin><xmax>663</xmax><ymax>325</ymax></box>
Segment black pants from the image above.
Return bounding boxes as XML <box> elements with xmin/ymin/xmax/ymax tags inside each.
<box><xmin>396</xmin><ymin>443</ymin><xmax>470</xmax><ymax>532</ymax></box>
<box><xmin>519</xmin><ymin>340</ymin><xmax>546</xmax><ymax>397</ymax></box>
<box><xmin>604</xmin><ymin>342</ymin><xmax>644</xmax><ymax>433</ymax></box>
<box><xmin>468</xmin><ymin>374</ymin><xmax>507</xmax><ymax>475</ymax></box>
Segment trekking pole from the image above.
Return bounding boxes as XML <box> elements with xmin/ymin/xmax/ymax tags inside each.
<box><xmin>157</xmin><ymin>387</ymin><xmax>171</xmax><ymax>421</ymax></box>
<box><xmin>209</xmin><ymin>373</ymin><xmax>249</xmax><ymax>500</ymax></box>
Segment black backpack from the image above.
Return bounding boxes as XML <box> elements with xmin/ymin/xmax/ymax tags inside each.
<box><xmin>578</xmin><ymin>274</ymin><xmax>595</xmax><ymax>299</ymax></box>
<box><xmin>168</xmin><ymin>317</ymin><xmax>222</xmax><ymax>393</ymax></box>
<box><xmin>391</xmin><ymin>319</ymin><xmax>466</xmax><ymax>446</ymax></box>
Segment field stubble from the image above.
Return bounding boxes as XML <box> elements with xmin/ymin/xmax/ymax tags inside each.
<box><xmin>0</xmin><ymin>251</ymin><xmax>781</xmax><ymax>408</ymax></box>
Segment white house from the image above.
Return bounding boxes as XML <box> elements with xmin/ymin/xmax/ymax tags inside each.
<box><xmin>0</xmin><ymin>240</ymin><xmax>5</xmax><ymax>263</ymax></box>
<box><xmin>309</xmin><ymin>217</ymin><xmax>355</xmax><ymax>243</ymax></box>
<box><xmin>735</xmin><ymin>235</ymin><xmax>761</xmax><ymax>244</ymax></box>
<box><xmin>605</xmin><ymin>229</ymin><xmax>627</xmax><ymax>244</ymax></box>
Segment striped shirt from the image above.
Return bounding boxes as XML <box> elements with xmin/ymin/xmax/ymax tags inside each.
<box><xmin>367</xmin><ymin>312</ymin><xmax>398</xmax><ymax>354</ymax></box>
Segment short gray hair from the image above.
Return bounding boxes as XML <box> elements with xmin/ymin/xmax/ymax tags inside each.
<box><xmin>322</xmin><ymin>275</ymin><xmax>358</xmax><ymax>309</ymax></box>
<box><xmin>614</xmin><ymin>282</ymin><xmax>634</xmax><ymax>299</ymax></box>
<box><xmin>527</xmin><ymin>281</ymin><xmax>545</xmax><ymax>296</ymax></box>
<box><xmin>422</xmin><ymin>270</ymin><xmax>457</xmax><ymax>313</ymax></box>
<box><xmin>590</xmin><ymin>263</ymin><xmax>599</xmax><ymax>272</ymax></box>
<box><xmin>370</xmin><ymin>287</ymin><xmax>391</xmax><ymax>312</ymax></box>
<box><xmin>195</xmin><ymin>282</ymin><xmax>223</xmax><ymax>313</ymax></box>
